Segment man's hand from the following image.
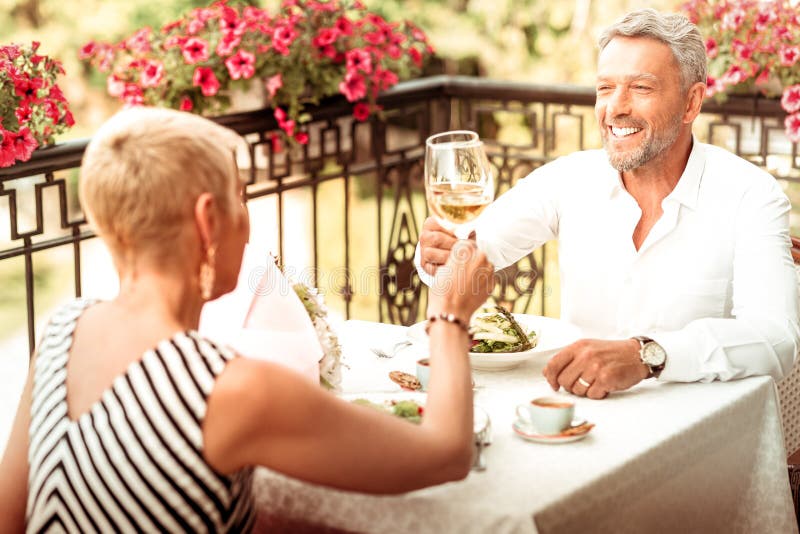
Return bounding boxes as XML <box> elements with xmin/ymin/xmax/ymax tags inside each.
<box><xmin>419</xmin><ymin>217</ymin><xmax>458</xmax><ymax>276</ymax></box>
<box><xmin>542</xmin><ymin>339</ymin><xmax>649</xmax><ymax>399</ymax></box>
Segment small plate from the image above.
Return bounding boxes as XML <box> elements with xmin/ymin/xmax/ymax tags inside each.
<box><xmin>512</xmin><ymin>418</ymin><xmax>593</xmax><ymax>444</ymax></box>
<box><xmin>407</xmin><ymin>314</ymin><xmax>582</xmax><ymax>371</ymax></box>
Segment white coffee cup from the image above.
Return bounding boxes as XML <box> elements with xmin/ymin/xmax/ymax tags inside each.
<box><xmin>515</xmin><ymin>396</ymin><xmax>575</xmax><ymax>435</ymax></box>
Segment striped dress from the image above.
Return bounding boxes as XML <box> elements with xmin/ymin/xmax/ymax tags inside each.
<box><xmin>26</xmin><ymin>299</ymin><xmax>255</xmax><ymax>533</ymax></box>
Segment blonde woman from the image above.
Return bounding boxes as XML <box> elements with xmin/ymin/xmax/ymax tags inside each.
<box><xmin>0</xmin><ymin>108</ymin><xmax>493</xmax><ymax>532</ymax></box>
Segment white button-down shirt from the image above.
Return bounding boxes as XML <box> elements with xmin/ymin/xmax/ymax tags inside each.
<box><xmin>417</xmin><ymin>140</ymin><xmax>800</xmax><ymax>383</ymax></box>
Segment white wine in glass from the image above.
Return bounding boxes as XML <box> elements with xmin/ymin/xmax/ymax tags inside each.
<box><xmin>425</xmin><ymin>130</ymin><xmax>494</xmax><ymax>233</ymax></box>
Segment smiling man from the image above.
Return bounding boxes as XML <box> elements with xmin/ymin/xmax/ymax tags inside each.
<box><xmin>416</xmin><ymin>9</ymin><xmax>800</xmax><ymax>399</ymax></box>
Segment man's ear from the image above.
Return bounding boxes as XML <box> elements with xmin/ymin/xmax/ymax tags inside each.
<box><xmin>683</xmin><ymin>81</ymin><xmax>706</xmax><ymax>124</ymax></box>
<box><xmin>194</xmin><ymin>192</ymin><xmax>217</xmax><ymax>252</ymax></box>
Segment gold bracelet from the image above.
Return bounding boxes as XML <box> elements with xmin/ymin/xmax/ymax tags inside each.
<box><xmin>425</xmin><ymin>312</ymin><xmax>472</xmax><ymax>340</ymax></box>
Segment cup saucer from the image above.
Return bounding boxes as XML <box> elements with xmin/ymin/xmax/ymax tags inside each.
<box><xmin>512</xmin><ymin>417</ymin><xmax>594</xmax><ymax>444</ymax></box>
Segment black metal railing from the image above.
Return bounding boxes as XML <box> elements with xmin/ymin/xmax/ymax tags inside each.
<box><xmin>1</xmin><ymin>75</ymin><xmax>797</xmax><ymax>358</ymax></box>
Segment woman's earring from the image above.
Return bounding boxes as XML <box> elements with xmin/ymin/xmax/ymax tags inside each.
<box><xmin>200</xmin><ymin>245</ymin><xmax>217</xmax><ymax>300</ymax></box>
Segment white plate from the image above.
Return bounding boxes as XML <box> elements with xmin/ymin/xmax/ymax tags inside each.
<box><xmin>512</xmin><ymin>418</ymin><xmax>592</xmax><ymax>444</ymax></box>
<box><xmin>407</xmin><ymin>314</ymin><xmax>582</xmax><ymax>371</ymax></box>
<box><xmin>342</xmin><ymin>392</ymin><xmax>489</xmax><ymax>435</ymax></box>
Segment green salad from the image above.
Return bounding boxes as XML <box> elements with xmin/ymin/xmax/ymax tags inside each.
<box><xmin>351</xmin><ymin>398</ymin><xmax>423</xmax><ymax>424</ymax></box>
<box><xmin>469</xmin><ymin>305</ymin><xmax>537</xmax><ymax>353</ymax></box>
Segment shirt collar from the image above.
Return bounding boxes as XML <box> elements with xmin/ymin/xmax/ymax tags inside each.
<box><xmin>604</xmin><ymin>136</ymin><xmax>705</xmax><ymax>209</ymax></box>
<box><xmin>664</xmin><ymin>136</ymin><xmax>704</xmax><ymax>210</ymax></box>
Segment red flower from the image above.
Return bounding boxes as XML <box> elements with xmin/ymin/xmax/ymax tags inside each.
<box><xmin>125</xmin><ymin>28</ymin><xmax>152</xmax><ymax>54</ymax></box>
<box><xmin>270</xmin><ymin>133</ymin><xmax>283</xmax><ymax>154</ymax></box>
<box><xmin>722</xmin><ymin>8</ymin><xmax>746</xmax><ymax>31</ymax></box>
<box><xmin>754</xmin><ymin>10</ymin><xmax>776</xmax><ymax>32</ymax></box>
<box><xmin>140</xmin><ymin>60</ymin><xmax>164</xmax><ymax>88</ymax></box>
<box><xmin>732</xmin><ymin>39</ymin><xmax>755</xmax><ymax>61</ymax></box>
<box><xmin>374</xmin><ymin>68</ymin><xmax>398</xmax><ymax>90</ymax></box>
<box><xmin>12</xmin><ymin>127</ymin><xmax>38</xmax><ymax>162</ymax></box>
<box><xmin>14</xmin><ymin>76</ymin><xmax>43</xmax><ymax>102</ymax></box>
<box><xmin>779</xmin><ymin>45</ymin><xmax>800</xmax><ymax>67</ymax></box>
<box><xmin>15</xmin><ymin>105</ymin><xmax>33</xmax><ymax>124</ymax></box>
<box><xmin>179</xmin><ymin>96</ymin><xmax>194</xmax><ymax>111</ymax></box>
<box><xmin>785</xmin><ymin>113</ymin><xmax>800</xmax><ymax>144</ymax></box>
<box><xmin>346</xmin><ymin>49</ymin><xmax>372</xmax><ymax>74</ymax></box>
<box><xmin>44</xmin><ymin>100</ymin><xmax>61</xmax><ymax>121</ymax></box>
<box><xmin>782</xmin><ymin>85</ymin><xmax>800</xmax><ymax>114</ymax></box>
<box><xmin>722</xmin><ymin>64</ymin><xmax>749</xmax><ymax>85</ymax></box>
<box><xmin>352</xmin><ymin>102</ymin><xmax>370</xmax><ymax>121</ymax></box>
<box><xmin>313</xmin><ymin>28</ymin><xmax>340</xmax><ymax>48</ymax></box>
<box><xmin>339</xmin><ymin>72</ymin><xmax>367</xmax><ymax>102</ymax></box>
<box><xmin>335</xmin><ymin>17</ymin><xmax>353</xmax><ymax>36</ymax></box>
<box><xmin>63</xmin><ymin>110</ymin><xmax>75</xmax><ymax>127</ymax></box>
<box><xmin>705</xmin><ymin>38</ymin><xmax>718</xmax><ymax>59</ymax></box>
<box><xmin>182</xmin><ymin>37</ymin><xmax>210</xmax><ymax>64</ymax></box>
<box><xmin>265</xmin><ymin>73</ymin><xmax>283</xmax><ymax>98</ymax></box>
<box><xmin>409</xmin><ymin>47</ymin><xmax>423</xmax><ymax>67</ymax></box>
<box><xmin>192</xmin><ymin>67</ymin><xmax>220</xmax><ymax>96</ymax></box>
<box><xmin>0</xmin><ymin>130</ymin><xmax>18</xmax><ymax>168</ymax></box>
<box><xmin>294</xmin><ymin>131</ymin><xmax>309</xmax><ymax>144</ymax></box>
<box><xmin>225</xmin><ymin>50</ymin><xmax>255</xmax><ymax>80</ymax></box>
<box><xmin>274</xmin><ymin>107</ymin><xmax>295</xmax><ymax>136</ymax></box>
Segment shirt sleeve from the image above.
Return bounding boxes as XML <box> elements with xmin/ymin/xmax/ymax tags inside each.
<box><xmin>414</xmin><ymin>160</ymin><xmax>563</xmax><ymax>285</ymax></box>
<box><xmin>654</xmin><ymin>178</ymin><xmax>800</xmax><ymax>382</ymax></box>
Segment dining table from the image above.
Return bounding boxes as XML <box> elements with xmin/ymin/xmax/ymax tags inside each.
<box><xmin>252</xmin><ymin>318</ymin><xmax>798</xmax><ymax>534</ymax></box>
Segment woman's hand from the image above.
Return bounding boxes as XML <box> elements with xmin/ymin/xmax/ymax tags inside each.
<box><xmin>428</xmin><ymin>239</ymin><xmax>494</xmax><ymax>323</ymax></box>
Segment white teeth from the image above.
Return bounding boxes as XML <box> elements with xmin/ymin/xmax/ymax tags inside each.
<box><xmin>611</xmin><ymin>126</ymin><xmax>642</xmax><ymax>137</ymax></box>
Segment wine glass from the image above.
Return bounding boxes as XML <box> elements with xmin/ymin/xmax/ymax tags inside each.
<box><xmin>425</xmin><ymin>130</ymin><xmax>495</xmax><ymax>237</ymax></box>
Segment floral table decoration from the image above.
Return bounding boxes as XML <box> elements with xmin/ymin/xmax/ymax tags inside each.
<box><xmin>681</xmin><ymin>0</ymin><xmax>800</xmax><ymax>142</ymax></box>
<box><xmin>0</xmin><ymin>42</ymin><xmax>74</xmax><ymax>168</ymax></box>
<box><xmin>79</xmin><ymin>0</ymin><xmax>433</xmax><ymax>147</ymax></box>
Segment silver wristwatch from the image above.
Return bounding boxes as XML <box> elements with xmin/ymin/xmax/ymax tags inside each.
<box><xmin>633</xmin><ymin>336</ymin><xmax>666</xmax><ymax>378</ymax></box>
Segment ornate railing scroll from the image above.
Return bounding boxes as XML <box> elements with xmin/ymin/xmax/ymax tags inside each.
<box><xmin>1</xmin><ymin>76</ymin><xmax>797</xmax><ymax>360</ymax></box>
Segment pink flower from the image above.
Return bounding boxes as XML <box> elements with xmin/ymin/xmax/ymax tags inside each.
<box><xmin>346</xmin><ymin>48</ymin><xmax>372</xmax><ymax>74</ymax></box>
<box><xmin>107</xmin><ymin>75</ymin><xmax>125</xmax><ymax>97</ymax></box>
<box><xmin>122</xmin><ymin>83</ymin><xmax>144</xmax><ymax>106</ymax></box>
<box><xmin>785</xmin><ymin>113</ymin><xmax>800</xmax><ymax>143</ymax></box>
<box><xmin>294</xmin><ymin>131</ymin><xmax>309</xmax><ymax>144</ymax></box>
<box><xmin>140</xmin><ymin>60</ymin><xmax>164</xmax><ymax>88</ymax></box>
<box><xmin>265</xmin><ymin>73</ymin><xmax>283</xmax><ymax>98</ymax></box>
<box><xmin>44</xmin><ymin>100</ymin><xmax>61</xmax><ymax>121</ymax></box>
<box><xmin>14</xmin><ymin>76</ymin><xmax>43</xmax><ymax>102</ymax></box>
<box><xmin>722</xmin><ymin>8</ymin><xmax>746</xmax><ymax>31</ymax></box>
<box><xmin>126</xmin><ymin>28</ymin><xmax>152</xmax><ymax>54</ymax></box>
<box><xmin>225</xmin><ymin>50</ymin><xmax>255</xmax><ymax>80</ymax></box>
<box><xmin>705</xmin><ymin>75</ymin><xmax>725</xmax><ymax>98</ymax></box>
<box><xmin>779</xmin><ymin>45</ymin><xmax>800</xmax><ymax>67</ymax></box>
<box><xmin>78</xmin><ymin>41</ymin><xmax>97</xmax><ymax>60</ymax></box>
<box><xmin>782</xmin><ymin>85</ymin><xmax>800</xmax><ymax>114</ymax></box>
<box><xmin>270</xmin><ymin>133</ymin><xmax>282</xmax><ymax>154</ymax></box>
<box><xmin>192</xmin><ymin>67</ymin><xmax>220</xmax><ymax>96</ymax></box>
<box><xmin>12</xmin><ymin>127</ymin><xmax>37</xmax><ymax>162</ymax></box>
<box><xmin>722</xmin><ymin>64</ymin><xmax>749</xmax><ymax>85</ymax></box>
<box><xmin>187</xmin><ymin>18</ymin><xmax>206</xmax><ymax>35</ymax></box>
<box><xmin>754</xmin><ymin>10</ymin><xmax>776</xmax><ymax>32</ymax></box>
<box><xmin>182</xmin><ymin>37</ymin><xmax>210</xmax><ymax>64</ymax></box>
<box><xmin>352</xmin><ymin>102</ymin><xmax>370</xmax><ymax>122</ymax></box>
<box><xmin>273</xmin><ymin>107</ymin><xmax>295</xmax><ymax>136</ymax></box>
<box><xmin>216</xmin><ymin>33</ymin><xmax>242</xmax><ymax>57</ymax></box>
<box><xmin>273</xmin><ymin>25</ymin><xmax>297</xmax><ymax>56</ymax></box>
<box><xmin>732</xmin><ymin>39</ymin><xmax>755</xmax><ymax>61</ymax></box>
<box><xmin>179</xmin><ymin>96</ymin><xmax>194</xmax><ymax>111</ymax></box>
<box><xmin>339</xmin><ymin>72</ymin><xmax>367</xmax><ymax>102</ymax></box>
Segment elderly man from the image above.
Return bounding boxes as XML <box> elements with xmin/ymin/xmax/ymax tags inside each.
<box><xmin>416</xmin><ymin>8</ymin><xmax>800</xmax><ymax>399</ymax></box>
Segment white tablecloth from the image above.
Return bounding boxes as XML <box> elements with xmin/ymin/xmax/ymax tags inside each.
<box><xmin>253</xmin><ymin>320</ymin><xmax>797</xmax><ymax>533</ymax></box>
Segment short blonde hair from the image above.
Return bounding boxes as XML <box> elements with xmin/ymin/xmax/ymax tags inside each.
<box><xmin>80</xmin><ymin>107</ymin><xmax>243</xmax><ymax>256</ymax></box>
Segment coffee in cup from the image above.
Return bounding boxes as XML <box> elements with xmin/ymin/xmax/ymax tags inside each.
<box><xmin>516</xmin><ymin>396</ymin><xmax>575</xmax><ymax>435</ymax></box>
<box><xmin>416</xmin><ymin>358</ymin><xmax>431</xmax><ymax>391</ymax></box>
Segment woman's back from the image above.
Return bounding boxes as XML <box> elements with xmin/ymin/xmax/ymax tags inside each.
<box><xmin>26</xmin><ymin>299</ymin><xmax>255</xmax><ymax>533</ymax></box>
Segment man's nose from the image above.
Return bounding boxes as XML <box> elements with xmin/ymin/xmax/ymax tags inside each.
<box><xmin>605</xmin><ymin>88</ymin><xmax>631</xmax><ymax>118</ymax></box>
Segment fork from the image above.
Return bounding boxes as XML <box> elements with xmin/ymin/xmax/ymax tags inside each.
<box><xmin>473</xmin><ymin>418</ymin><xmax>493</xmax><ymax>472</ymax></box>
<box><xmin>370</xmin><ymin>340</ymin><xmax>412</xmax><ymax>359</ymax></box>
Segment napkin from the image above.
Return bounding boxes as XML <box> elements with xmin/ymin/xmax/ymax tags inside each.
<box><xmin>199</xmin><ymin>244</ymin><xmax>322</xmax><ymax>383</ymax></box>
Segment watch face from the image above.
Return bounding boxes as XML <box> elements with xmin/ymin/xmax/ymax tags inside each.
<box><xmin>642</xmin><ymin>342</ymin><xmax>666</xmax><ymax>366</ymax></box>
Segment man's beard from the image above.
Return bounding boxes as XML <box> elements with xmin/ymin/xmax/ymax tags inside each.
<box><xmin>602</xmin><ymin>115</ymin><xmax>682</xmax><ymax>172</ymax></box>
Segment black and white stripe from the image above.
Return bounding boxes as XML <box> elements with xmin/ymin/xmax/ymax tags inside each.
<box><xmin>26</xmin><ymin>299</ymin><xmax>255</xmax><ymax>533</ymax></box>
